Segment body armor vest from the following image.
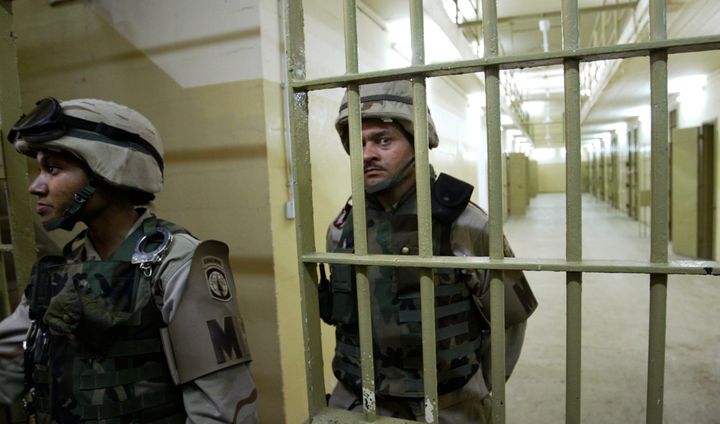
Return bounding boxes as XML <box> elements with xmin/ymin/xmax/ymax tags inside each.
<box><xmin>25</xmin><ymin>217</ymin><xmax>186</xmax><ymax>423</ymax></box>
<box><xmin>327</xmin><ymin>175</ymin><xmax>485</xmax><ymax>397</ymax></box>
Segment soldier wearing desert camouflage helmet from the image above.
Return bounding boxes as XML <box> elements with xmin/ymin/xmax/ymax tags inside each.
<box><xmin>0</xmin><ymin>97</ymin><xmax>257</xmax><ymax>423</ymax></box>
<box><xmin>320</xmin><ymin>80</ymin><xmax>538</xmax><ymax>422</ymax></box>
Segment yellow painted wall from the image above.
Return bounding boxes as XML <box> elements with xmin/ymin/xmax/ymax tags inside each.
<box><xmin>529</xmin><ymin>160</ymin><xmax>539</xmax><ymax>198</ymax></box>
<box><xmin>507</xmin><ymin>153</ymin><xmax>528</xmax><ymax>216</ymax></box>
<box><xmin>13</xmin><ymin>1</ymin><xmax>284</xmax><ymax>422</ymax></box>
<box><xmin>538</xmin><ymin>162</ymin><xmax>566</xmax><ymax>193</ymax></box>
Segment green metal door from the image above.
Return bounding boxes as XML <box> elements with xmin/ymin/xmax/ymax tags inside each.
<box><xmin>671</xmin><ymin>127</ymin><xmax>699</xmax><ymax>257</ymax></box>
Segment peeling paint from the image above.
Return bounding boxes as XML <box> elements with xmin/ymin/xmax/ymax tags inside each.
<box><xmin>425</xmin><ymin>398</ymin><xmax>436</xmax><ymax>423</ymax></box>
<box><xmin>362</xmin><ymin>387</ymin><xmax>375</xmax><ymax>412</ymax></box>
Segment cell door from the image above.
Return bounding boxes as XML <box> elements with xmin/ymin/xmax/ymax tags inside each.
<box><xmin>671</xmin><ymin>127</ymin><xmax>699</xmax><ymax>257</ymax></box>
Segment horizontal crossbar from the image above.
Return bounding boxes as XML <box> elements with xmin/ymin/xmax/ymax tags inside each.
<box><xmin>304</xmin><ymin>252</ymin><xmax>720</xmax><ymax>275</ymax></box>
<box><xmin>291</xmin><ymin>35</ymin><xmax>720</xmax><ymax>91</ymax></box>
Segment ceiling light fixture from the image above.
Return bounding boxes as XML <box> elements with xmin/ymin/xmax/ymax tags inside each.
<box><xmin>539</xmin><ymin>19</ymin><xmax>551</xmax><ymax>53</ymax></box>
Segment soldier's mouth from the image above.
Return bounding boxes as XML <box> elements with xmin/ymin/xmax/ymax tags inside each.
<box><xmin>364</xmin><ymin>164</ymin><xmax>386</xmax><ymax>173</ymax></box>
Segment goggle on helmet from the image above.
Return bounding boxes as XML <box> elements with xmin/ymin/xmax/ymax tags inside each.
<box><xmin>8</xmin><ymin>97</ymin><xmax>164</xmax><ymax>194</ymax></box>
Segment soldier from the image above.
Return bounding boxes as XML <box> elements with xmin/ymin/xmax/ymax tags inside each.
<box><xmin>0</xmin><ymin>97</ymin><xmax>258</xmax><ymax>423</ymax></box>
<box><xmin>320</xmin><ymin>80</ymin><xmax>537</xmax><ymax>422</ymax></box>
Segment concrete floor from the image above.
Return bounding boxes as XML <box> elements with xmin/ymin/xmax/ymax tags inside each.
<box><xmin>503</xmin><ymin>193</ymin><xmax>720</xmax><ymax>424</ymax></box>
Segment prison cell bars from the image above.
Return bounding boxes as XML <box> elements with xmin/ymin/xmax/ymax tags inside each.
<box><xmin>0</xmin><ymin>5</ymin><xmax>40</xmax><ymax>423</ymax></box>
<box><xmin>343</xmin><ymin>0</ymin><xmax>377</xmax><ymax>420</ymax></box>
<box><xmin>286</xmin><ymin>0</ymin><xmax>720</xmax><ymax>423</ymax></box>
<box><xmin>479</xmin><ymin>1</ymin><xmax>508</xmax><ymax>422</ymax></box>
<box><xmin>0</xmin><ymin>2</ymin><xmax>38</xmax><ymax>319</ymax></box>
<box><xmin>408</xmin><ymin>3</ymin><xmax>442</xmax><ymax>424</ymax></box>
<box><xmin>562</xmin><ymin>0</ymin><xmax>583</xmax><ymax>423</ymax></box>
<box><xmin>647</xmin><ymin>2</ymin><xmax>669</xmax><ymax>422</ymax></box>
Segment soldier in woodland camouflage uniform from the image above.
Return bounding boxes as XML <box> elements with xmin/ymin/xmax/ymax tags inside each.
<box><xmin>320</xmin><ymin>81</ymin><xmax>538</xmax><ymax>422</ymax></box>
<box><xmin>0</xmin><ymin>98</ymin><xmax>257</xmax><ymax>423</ymax></box>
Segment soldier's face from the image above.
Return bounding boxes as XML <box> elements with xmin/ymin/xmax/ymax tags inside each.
<box><xmin>362</xmin><ymin>119</ymin><xmax>414</xmax><ymax>192</ymax></box>
<box><xmin>29</xmin><ymin>150</ymin><xmax>91</xmax><ymax>226</ymax></box>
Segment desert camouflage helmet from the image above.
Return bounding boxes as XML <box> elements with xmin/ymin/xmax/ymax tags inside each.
<box><xmin>335</xmin><ymin>80</ymin><xmax>439</xmax><ymax>152</ymax></box>
<box><xmin>13</xmin><ymin>98</ymin><xmax>164</xmax><ymax>194</ymax></box>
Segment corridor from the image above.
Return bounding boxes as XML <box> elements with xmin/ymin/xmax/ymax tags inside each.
<box><xmin>504</xmin><ymin>193</ymin><xmax>720</xmax><ymax>423</ymax></box>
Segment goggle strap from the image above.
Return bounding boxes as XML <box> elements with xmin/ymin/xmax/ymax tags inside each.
<box><xmin>338</xmin><ymin>94</ymin><xmax>413</xmax><ymax>112</ymax></box>
<box><xmin>57</xmin><ymin>114</ymin><xmax>164</xmax><ymax>172</ymax></box>
<box><xmin>66</xmin><ymin>184</ymin><xmax>96</xmax><ymax>216</ymax></box>
<box><xmin>42</xmin><ymin>183</ymin><xmax>96</xmax><ymax>232</ymax></box>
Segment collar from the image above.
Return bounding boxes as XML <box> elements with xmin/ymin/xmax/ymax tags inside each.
<box><xmin>365</xmin><ymin>165</ymin><xmax>436</xmax><ymax>213</ymax></box>
<box><xmin>82</xmin><ymin>209</ymin><xmax>154</xmax><ymax>260</ymax></box>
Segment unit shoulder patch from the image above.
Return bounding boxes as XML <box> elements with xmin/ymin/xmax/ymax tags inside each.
<box><xmin>203</xmin><ymin>256</ymin><xmax>232</xmax><ymax>302</ymax></box>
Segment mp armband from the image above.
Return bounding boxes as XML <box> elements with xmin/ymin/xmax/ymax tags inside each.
<box><xmin>161</xmin><ymin>240</ymin><xmax>251</xmax><ymax>385</ymax></box>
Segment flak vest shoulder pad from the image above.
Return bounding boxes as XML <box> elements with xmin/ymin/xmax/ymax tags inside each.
<box><xmin>161</xmin><ymin>240</ymin><xmax>251</xmax><ymax>384</ymax></box>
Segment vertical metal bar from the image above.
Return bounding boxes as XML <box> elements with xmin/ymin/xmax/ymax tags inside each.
<box><xmin>343</xmin><ymin>0</ymin><xmax>377</xmax><ymax>418</ymax></box>
<box><xmin>613</xmin><ymin>1</ymin><xmax>619</xmax><ymax>44</ymax></box>
<box><xmin>0</xmin><ymin>1</ymin><xmax>37</xmax><ymax>297</ymax></box>
<box><xmin>0</xmin><ymin>253</ymin><xmax>8</xmax><ymax>319</ymax></box>
<box><xmin>409</xmin><ymin>2</ymin><xmax>439</xmax><ymax>423</ymax></box>
<box><xmin>285</xmin><ymin>0</ymin><xmax>326</xmax><ymax>416</ymax></box>
<box><xmin>647</xmin><ymin>1</ymin><xmax>668</xmax><ymax>423</ymax></box>
<box><xmin>562</xmin><ymin>0</ymin><xmax>582</xmax><ymax>422</ymax></box>
<box><xmin>481</xmin><ymin>1</ymin><xmax>506</xmax><ymax>423</ymax></box>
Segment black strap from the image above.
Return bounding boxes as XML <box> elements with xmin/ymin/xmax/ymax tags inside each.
<box><xmin>59</xmin><ymin>114</ymin><xmax>164</xmax><ymax>172</ymax></box>
<box><xmin>338</xmin><ymin>94</ymin><xmax>413</xmax><ymax>112</ymax></box>
<box><xmin>44</xmin><ymin>183</ymin><xmax>96</xmax><ymax>232</ymax></box>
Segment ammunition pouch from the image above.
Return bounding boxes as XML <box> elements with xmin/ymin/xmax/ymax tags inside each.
<box><xmin>26</xmin><ymin>256</ymin><xmax>66</xmax><ymax>321</ymax></box>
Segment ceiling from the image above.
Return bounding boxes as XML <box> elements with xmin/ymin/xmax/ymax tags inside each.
<box><xmin>360</xmin><ymin>0</ymin><xmax>720</xmax><ymax>148</ymax></box>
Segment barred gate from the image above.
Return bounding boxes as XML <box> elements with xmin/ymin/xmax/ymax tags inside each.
<box><xmin>0</xmin><ymin>4</ymin><xmax>41</xmax><ymax>423</ymax></box>
<box><xmin>285</xmin><ymin>0</ymin><xmax>720</xmax><ymax>423</ymax></box>
<box><xmin>0</xmin><ymin>3</ymin><xmax>39</xmax><ymax>327</ymax></box>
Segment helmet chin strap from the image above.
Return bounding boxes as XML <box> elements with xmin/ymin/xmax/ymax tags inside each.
<box><xmin>43</xmin><ymin>183</ymin><xmax>96</xmax><ymax>231</ymax></box>
<box><xmin>365</xmin><ymin>156</ymin><xmax>416</xmax><ymax>194</ymax></box>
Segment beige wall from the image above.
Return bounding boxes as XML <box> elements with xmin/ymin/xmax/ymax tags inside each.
<box><xmin>538</xmin><ymin>162</ymin><xmax>566</xmax><ymax>193</ymax></box>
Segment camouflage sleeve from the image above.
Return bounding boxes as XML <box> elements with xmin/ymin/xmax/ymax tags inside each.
<box><xmin>156</xmin><ymin>235</ymin><xmax>258</xmax><ymax>423</ymax></box>
<box><xmin>450</xmin><ymin>203</ymin><xmax>537</xmax><ymax>326</ymax></box>
<box><xmin>449</xmin><ymin>203</ymin><xmax>491</xmax><ymax>301</ymax></box>
<box><xmin>181</xmin><ymin>364</ymin><xmax>258</xmax><ymax>424</ymax></box>
<box><xmin>0</xmin><ymin>298</ymin><xmax>30</xmax><ymax>404</ymax></box>
<box><xmin>450</xmin><ymin>203</ymin><xmax>536</xmax><ymax>383</ymax></box>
